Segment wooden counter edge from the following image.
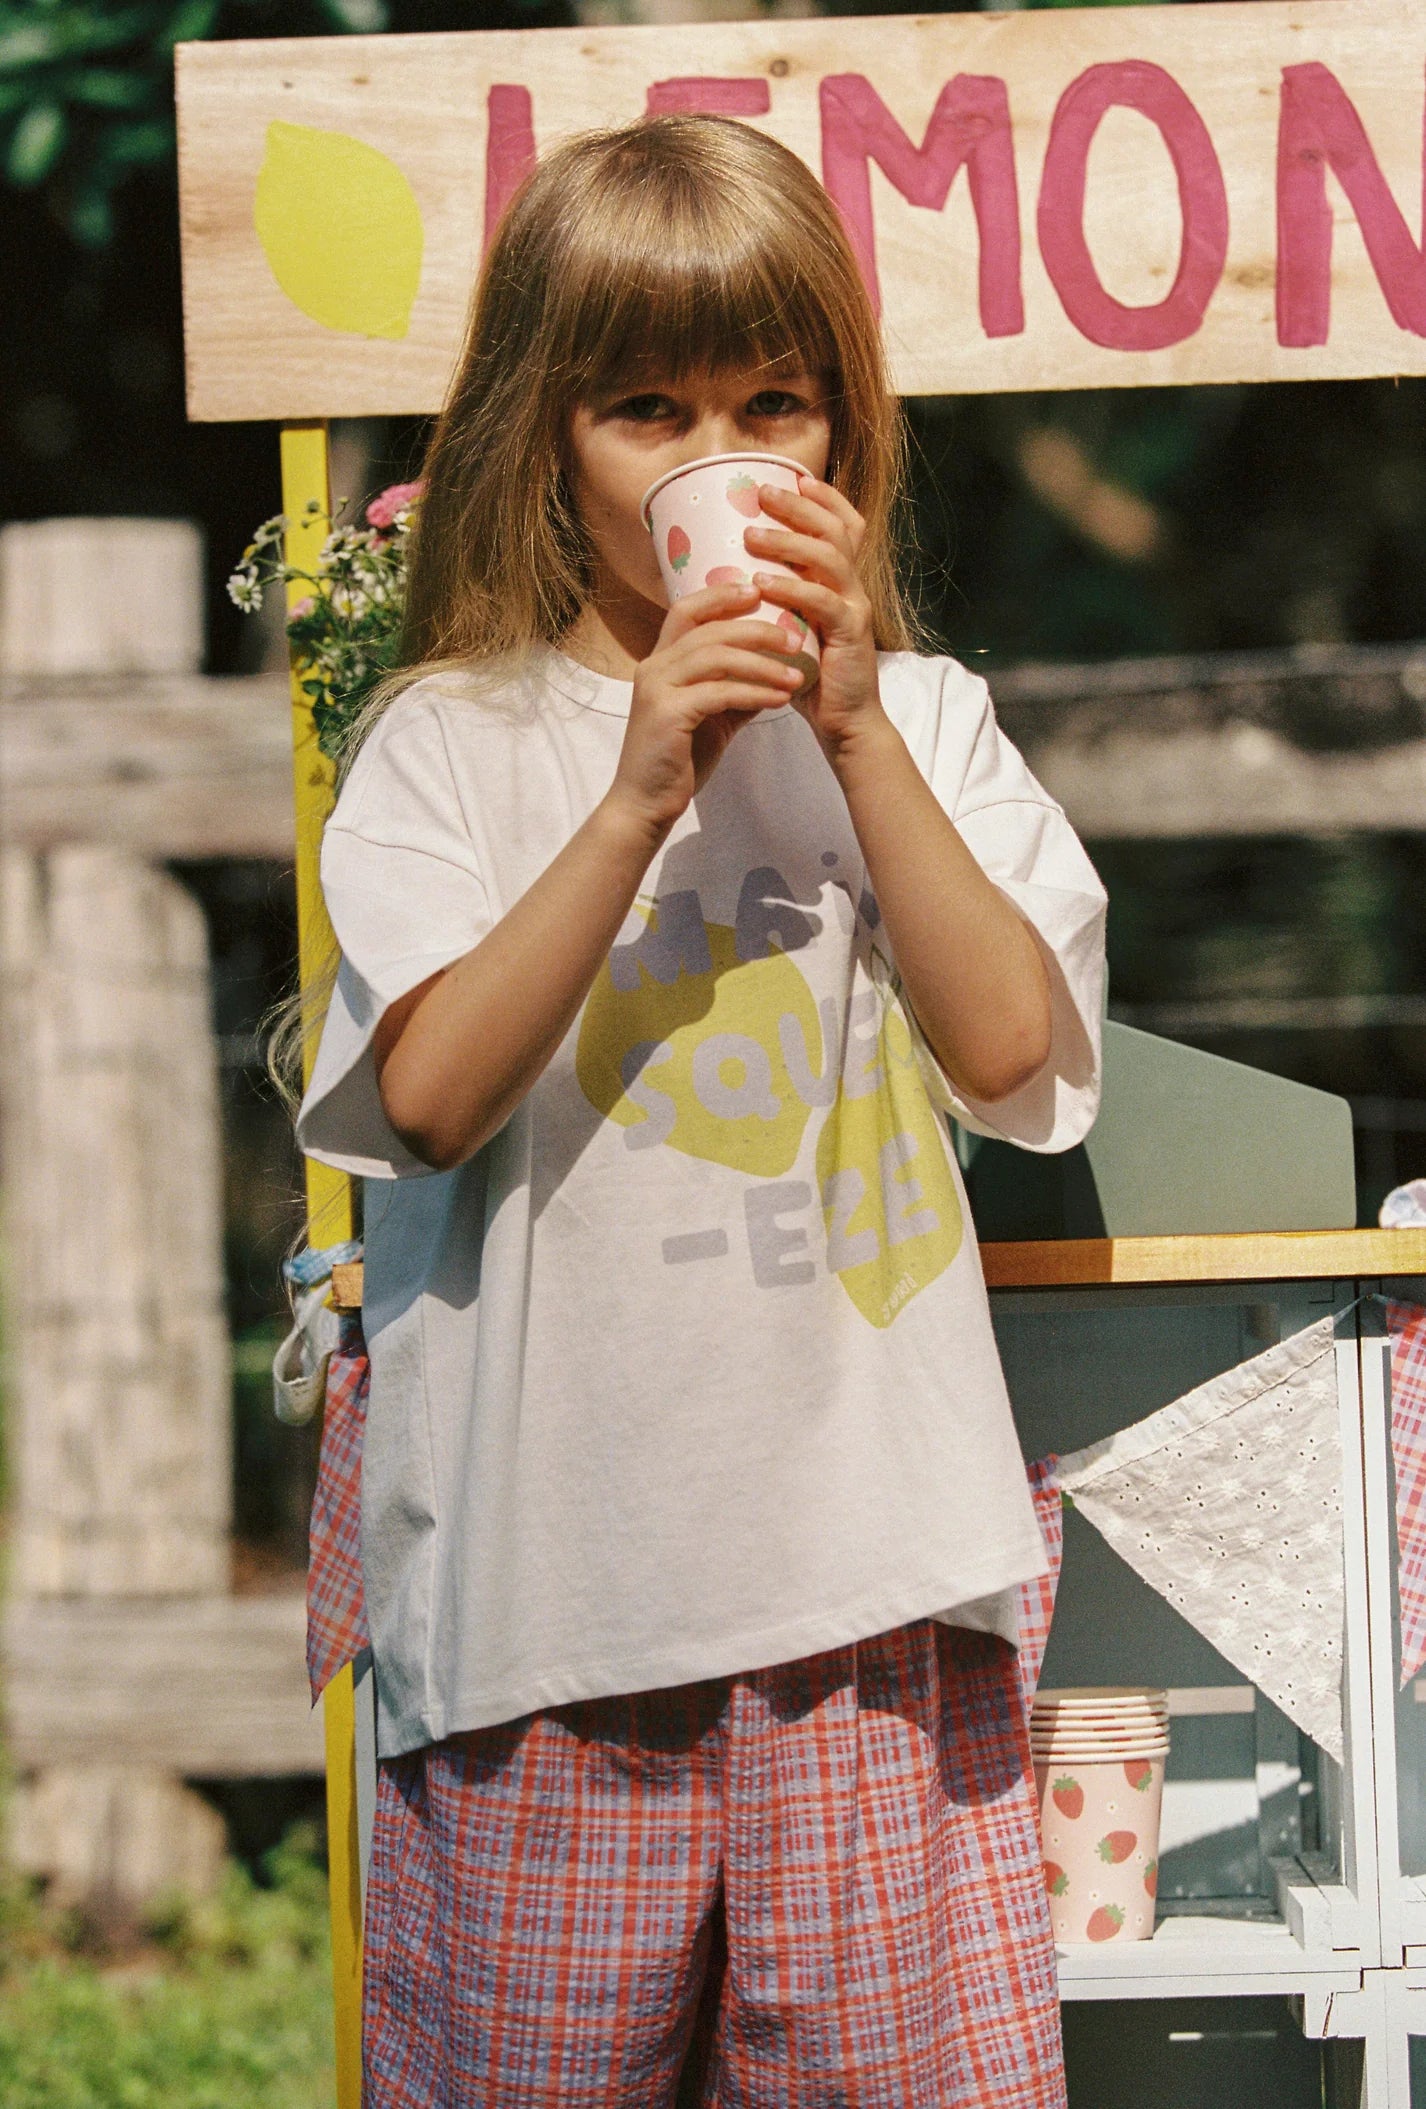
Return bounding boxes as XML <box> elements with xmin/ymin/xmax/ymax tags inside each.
<box><xmin>330</xmin><ymin>1232</ymin><xmax>1426</xmax><ymax>1305</ymax></box>
<box><xmin>330</xmin><ymin>1259</ymin><xmax>364</xmax><ymax>1309</ymax></box>
<box><xmin>980</xmin><ymin>1228</ymin><xmax>1426</xmax><ymax>1287</ymax></box>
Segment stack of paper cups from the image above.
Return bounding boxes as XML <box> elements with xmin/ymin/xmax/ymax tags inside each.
<box><xmin>1031</xmin><ymin>1687</ymin><xmax>1169</xmax><ymax>1944</ymax></box>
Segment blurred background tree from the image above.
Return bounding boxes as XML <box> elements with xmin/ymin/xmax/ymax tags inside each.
<box><xmin>0</xmin><ymin>0</ymin><xmax>384</xmax><ymax>254</ymax></box>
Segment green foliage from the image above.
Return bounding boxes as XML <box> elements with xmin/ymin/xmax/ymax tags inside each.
<box><xmin>0</xmin><ymin>1825</ymin><xmax>335</xmax><ymax>2109</ymax></box>
<box><xmin>0</xmin><ymin>0</ymin><xmax>388</xmax><ymax>247</ymax></box>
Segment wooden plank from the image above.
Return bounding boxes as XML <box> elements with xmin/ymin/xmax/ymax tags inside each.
<box><xmin>1031</xmin><ymin>724</ymin><xmax>1426</xmax><ymax>840</ymax></box>
<box><xmin>177</xmin><ymin>1</ymin><xmax>1426</xmax><ymax>420</ymax></box>
<box><xmin>0</xmin><ymin>518</ymin><xmax>249</xmax><ymax>1916</ymax></box>
<box><xmin>979</xmin><ymin>1228</ymin><xmax>1426</xmax><ymax>1287</ymax></box>
<box><xmin>281</xmin><ymin>423</ymin><xmax>353</xmax><ymax>1253</ymax></box>
<box><xmin>323</xmin><ymin>1663</ymin><xmax>364</xmax><ymax>2109</ymax></box>
<box><xmin>0</xmin><ymin>673</ymin><xmax>292</xmax><ymax>859</ymax></box>
<box><xmin>330</xmin><ymin>1260</ymin><xmax>364</xmax><ymax>1308</ymax></box>
<box><xmin>10</xmin><ymin>1765</ymin><xmax>229</xmax><ymax>1914</ymax></box>
<box><xmin>281</xmin><ymin>422</ymin><xmax>362</xmax><ymax>2105</ymax></box>
<box><xmin>1055</xmin><ymin>1912</ymin><xmax>1364</xmax><ymax>1999</ymax></box>
<box><xmin>1334</xmin><ymin>1311</ymin><xmax>1384</xmax><ymax>1967</ymax></box>
<box><xmin>995</xmin><ymin>642</ymin><xmax>1426</xmax><ymax>839</ymax></box>
<box><xmin>0</xmin><ymin>520</ymin><xmax>205</xmax><ymax>679</ymax></box>
<box><xmin>1</xmin><ymin>845</ymin><xmax>233</xmax><ymax>1595</ymax></box>
<box><xmin>2</xmin><ymin>1595</ymin><xmax>323</xmax><ymax>1776</ymax></box>
<box><xmin>335</xmin><ymin>1231</ymin><xmax>1426</xmax><ymax>1301</ymax></box>
<box><xmin>8</xmin><ymin>643</ymin><xmax>1426</xmax><ymax>857</ymax></box>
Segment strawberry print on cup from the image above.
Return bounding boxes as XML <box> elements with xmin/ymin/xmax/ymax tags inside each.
<box><xmin>1035</xmin><ymin>1757</ymin><xmax>1164</xmax><ymax>1944</ymax></box>
<box><xmin>1037</xmin><ymin>1712</ymin><xmax>1172</xmax><ymax>1940</ymax></box>
<box><xmin>642</xmin><ymin>452</ymin><xmax>821</xmax><ymax>693</ymax></box>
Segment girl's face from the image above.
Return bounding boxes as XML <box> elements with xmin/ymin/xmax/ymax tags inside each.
<box><xmin>567</xmin><ymin>362</ymin><xmax>833</xmax><ymax>641</ymax></box>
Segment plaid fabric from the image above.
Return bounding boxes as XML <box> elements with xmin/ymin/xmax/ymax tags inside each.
<box><xmin>306</xmin><ymin>1309</ymin><xmax>370</xmax><ymax>1703</ymax></box>
<box><xmin>363</xmin><ymin>1620</ymin><xmax>1065</xmax><ymax>2109</ymax></box>
<box><xmin>1014</xmin><ymin>1457</ymin><xmax>1063</xmax><ymax>1714</ymax></box>
<box><xmin>1388</xmin><ymin>1302</ymin><xmax>1426</xmax><ymax>1685</ymax></box>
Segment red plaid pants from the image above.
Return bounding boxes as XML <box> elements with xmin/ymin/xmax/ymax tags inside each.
<box><xmin>363</xmin><ymin>1619</ymin><xmax>1065</xmax><ymax>2109</ymax></box>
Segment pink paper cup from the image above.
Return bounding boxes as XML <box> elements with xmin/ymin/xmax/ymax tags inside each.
<box><xmin>1035</xmin><ymin>1753</ymin><xmax>1166</xmax><ymax>1945</ymax></box>
<box><xmin>641</xmin><ymin>452</ymin><xmax>820</xmax><ymax>693</ymax></box>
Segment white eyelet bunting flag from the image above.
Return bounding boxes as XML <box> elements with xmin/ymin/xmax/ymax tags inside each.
<box><xmin>1056</xmin><ymin>1315</ymin><xmax>1344</xmax><ymax>1761</ymax></box>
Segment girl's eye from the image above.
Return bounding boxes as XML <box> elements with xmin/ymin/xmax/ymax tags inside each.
<box><xmin>614</xmin><ymin>394</ymin><xmax>676</xmax><ymax>423</ymax></box>
<box><xmin>746</xmin><ymin>391</ymin><xmax>803</xmax><ymax>418</ymax></box>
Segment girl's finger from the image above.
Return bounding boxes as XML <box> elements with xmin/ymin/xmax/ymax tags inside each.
<box><xmin>665</xmin><ymin>617</ymin><xmax>799</xmax><ymax>659</ymax></box>
<box><xmin>751</xmin><ymin>568</ymin><xmax>866</xmax><ymax>640</ymax></box>
<box><xmin>755</xmin><ymin>484</ymin><xmax>854</xmax><ymax>556</ymax></box>
<box><xmin>792</xmin><ymin>474</ymin><xmax>867</xmax><ymax>544</ymax></box>
<box><xmin>743</xmin><ymin>523</ymin><xmax>855</xmax><ymax>591</ymax></box>
<box><xmin>682</xmin><ymin>680</ymin><xmax>799</xmax><ymax>722</ymax></box>
<box><xmin>674</xmin><ymin>644</ymin><xmax>804</xmax><ymax>691</ymax></box>
<box><xmin>659</xmin><ymin>581</ymin><xmax>761</xmax><ymax>643</ymax></box>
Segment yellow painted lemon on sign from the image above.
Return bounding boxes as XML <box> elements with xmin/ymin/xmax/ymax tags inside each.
<box><xmin>815</xmin><ymin>997</ymin><xmax>962</xmax><ymax>1328</ymax></box>
<box><xmin>254</xmin><ymin>120</ymin><xmax>423</xmax><ymax>339</ymax></box>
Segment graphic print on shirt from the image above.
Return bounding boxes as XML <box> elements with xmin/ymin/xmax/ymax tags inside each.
<box><xmin>575</xmin><ymin>870</ymin><xmax>962</xmax><ymax>1328</ymax></box>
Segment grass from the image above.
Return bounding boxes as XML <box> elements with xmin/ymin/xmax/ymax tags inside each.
<box><xmin>0</xmin><ymin>1824</ymin><xmax>337</xmax><ymax>2109</ymax></box>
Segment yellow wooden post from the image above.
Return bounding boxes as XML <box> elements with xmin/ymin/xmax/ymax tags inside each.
<box><xmin>280</xmin><ymin>419</ymin><xmax>363</xmax><ymax>2109</ymax></box>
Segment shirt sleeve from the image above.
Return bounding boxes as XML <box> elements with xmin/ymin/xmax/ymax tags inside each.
<box><xmin>295</xmin><ymin>697</ymin><xmax>495</xmax><ymax>1179</ymax></box>
<box><xmin>886</xmin><ymin>656</ymin><xmax>1107</xmax><ymax>1155</ymax></box>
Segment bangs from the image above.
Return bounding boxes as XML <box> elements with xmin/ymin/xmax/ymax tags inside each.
<box><xmin>563</xmin><ymin>233</ymin><xmax>844</xmax><ymax>401</ymax></box>
<box><xmin>525</xmin><ymin>120</ymin><xmax>854</xmax><ymax>399</ymax></box>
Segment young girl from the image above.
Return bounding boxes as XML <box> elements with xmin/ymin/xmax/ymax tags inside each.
<box><xmin>299</xmin><ymin>112</ymin><xmax>1105</xmax><ymax>2108</ymax></box>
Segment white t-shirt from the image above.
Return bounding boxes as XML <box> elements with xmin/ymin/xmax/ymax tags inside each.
<box><xmin>298</xmin><ymin>648</ymin><xmax>1107</xmax><ymax>1758</ymax></box>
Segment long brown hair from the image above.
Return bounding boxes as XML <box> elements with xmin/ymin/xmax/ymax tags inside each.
<box><xmin>393</xmin><ymin>113</ymin><xmax>918</xmax><ymax>704</ymax></box>
<box><xmin>277</xmin><ymin>118</ymin><xmax>921</xmax><ymax>1126</ymax></box>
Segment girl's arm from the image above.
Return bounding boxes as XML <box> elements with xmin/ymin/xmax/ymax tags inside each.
<box><xmin>827</xmin><ymin>719</ymin><xmax>1051</xmax><ymax>1104</ymax></box>
<box><xmin>373</xmin><ymin>799</ymin><xmax>663</xmax><ymax>1170</ymax></box>
<box><xmin>373</xmin><ymin>582</ymin><xmax>800</xmax><ymax>1170</ymax></box>
<box><xmin>746</xmin><ymin>475</ymin><xmax>1051</xmax><ymax>1106</ymax></box>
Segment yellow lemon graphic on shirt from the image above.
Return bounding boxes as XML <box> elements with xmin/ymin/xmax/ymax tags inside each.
<box><xmin>815</xmin><ymin>995</ymin><xmax>962</xmax><ymax>1328</ymax></box>
<box><xmin>577</xmin><ymin>903</ymin><xmax>824</xmax><ymax>1177</ymax></box>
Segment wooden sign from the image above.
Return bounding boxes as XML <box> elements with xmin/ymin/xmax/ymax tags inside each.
<box><xmin>176</xmin><ymin>0</ymin><xmax>1426</xmax><ymax>419</ymax></box>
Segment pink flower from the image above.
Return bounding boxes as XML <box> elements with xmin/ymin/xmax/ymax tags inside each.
<box><xmin>365</xmin><ymin>480</ymin><xmax>425</xmax><ymax>530</ymax></box>
<box><xmin>287</xmin><ymin>596</ymin><xmax>316</xmax><ymax>622</ymax></box>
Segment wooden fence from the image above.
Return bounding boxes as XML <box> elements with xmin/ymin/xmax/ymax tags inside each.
<box><xmin>0</xmin><ymin>519</ymin><xmax>317</xmax><ymax>1920</ymax></box>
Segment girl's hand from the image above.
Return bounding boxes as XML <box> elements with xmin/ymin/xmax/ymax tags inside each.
<box><xmin>745</xmin><ymin>476</ymin><xmax>882</xmax><ymax>758</ymax></box>
<box><xmin>604</xmin><ymin>580</ymin><xmax>803</xmax><ymax>844</ymax></box>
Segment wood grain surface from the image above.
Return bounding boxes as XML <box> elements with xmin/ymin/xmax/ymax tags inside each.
<box><xmin>1</xmin><ymin>672</ymin><xmax>293</xmax><ymax>858</ymax></box>
<box><xmin>324</xmin><ymin>1230</ymin><xmax>1426</xmax><ymax>1304</ymax></box>
<box><xmin>980</xmin><ymin>1228</ymin><xmax>1426</xmax><ymax>1287</ymax></box>
<box><xmin>3</xmin><ymin>1595</ymin><xmax>322</xmax><ymax>1775</ymax></box>
<box><xmin>178</xmin><ymin>2</ymin><xmax>1426</xmax><ymax>419</ymax></box>
<box><xmin>10</xmin><ymin>646</ymin><xmax>1426</xmax><ymax>856</ymax></box>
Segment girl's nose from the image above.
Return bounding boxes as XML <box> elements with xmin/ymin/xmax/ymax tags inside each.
<box><xmin>687</xmin><ymin>413</ymin><xmax>746</xmax><ymax>459</ymax></box>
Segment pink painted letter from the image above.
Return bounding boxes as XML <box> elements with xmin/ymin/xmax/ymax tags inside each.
<box><xmin>819</xmin><ymin>73</ymin><xmax>1023</xmax><ymax>332</ymax></box>
<box><xmin>646</xmin><ymin>78</ymin><xmax>771</xmax><ymax>118</ymax></box>
<box><xmin>484</xmin><ymin>84</ymin><xmax>537</xmax><ymax>257</ymax></box>
<box><xmin>1277</xmin><ymin>62</ymin><xmax>1426</xmax><ymax>348</ymax></box>
<box><xmin>1037</xmin><ymin>61</ymin><xmax>1228</xmax><ymax>352</ymax></box>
